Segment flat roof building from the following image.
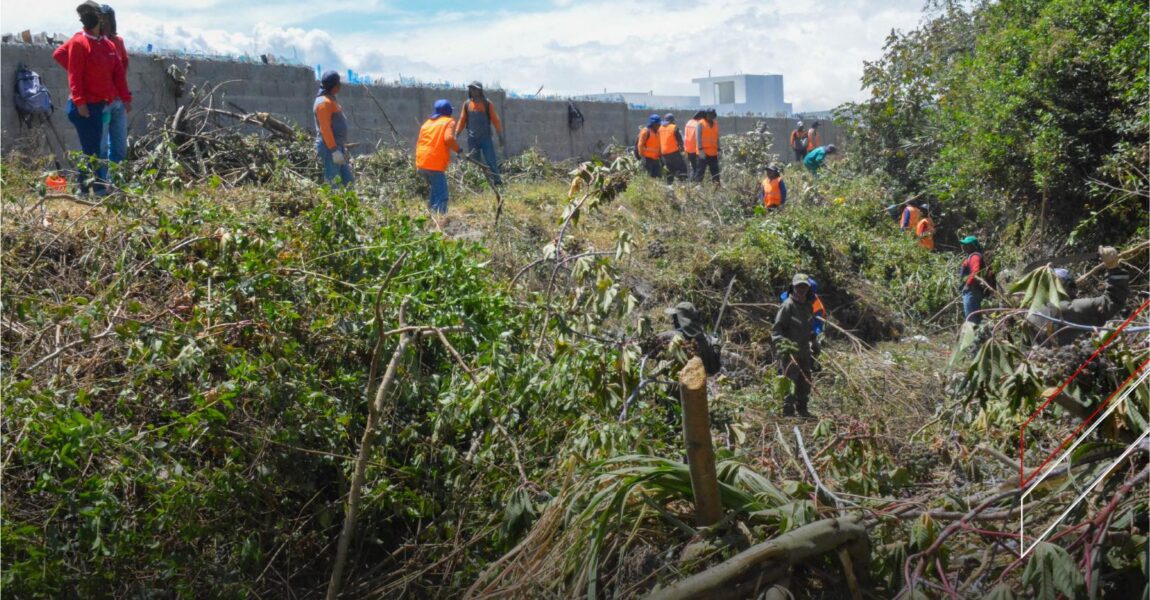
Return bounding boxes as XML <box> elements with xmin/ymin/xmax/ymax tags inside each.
<box><xmin>692</xmin><ymin>73</ymin><xmax>791</xmax><ymax>117</ymax></box>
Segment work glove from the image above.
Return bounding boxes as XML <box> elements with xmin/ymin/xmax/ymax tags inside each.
<box><xmin>331</xmin><ymin>149</ymin><xmax>346</xmax><ymax>165</ymax></box>
<box><xmin>1099</xmin><ymin>246</ymin><xmax>1119</xmax><ymax>269</ymax></box>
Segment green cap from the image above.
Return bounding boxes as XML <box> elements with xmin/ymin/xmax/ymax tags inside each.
<box><xmin>960</xmin><ymin>235</ymin><xmax>978</xmax><ymax>245</ymax></box>
<box><xmin>792</xmin><ymin>273</ymin><xmax>811</xmax><ymax>287</ymax></box>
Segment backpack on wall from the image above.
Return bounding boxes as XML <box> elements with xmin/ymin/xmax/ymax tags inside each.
<box><xmin>14</xmin><ymin>63</ymin><xmax>53</xmax><ymax>124</ymax></box>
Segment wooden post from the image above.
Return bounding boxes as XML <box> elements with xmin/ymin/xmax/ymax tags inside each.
<box><xmin>679</xmin><ymin>357</ymin><xmax>722</xmax><ymax>527</ymax></box>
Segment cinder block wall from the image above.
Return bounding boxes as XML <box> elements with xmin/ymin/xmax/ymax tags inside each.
<box><xmin>2</xmin><ymin>43</ymin><xmax>839</xmax><ymax>164</ymax></box>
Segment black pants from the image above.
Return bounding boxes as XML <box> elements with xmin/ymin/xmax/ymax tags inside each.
<box><xmin>782</xmin><ymin>353</ymin><xmax>812</xmax><ymax>415</ymax></box>
<box><xmin>694</xmin><ymin>155</ymin><xmax>720</xmax><ymax>183</ymax></box>
<box><xmin>662</xmin><ymin>152</ymin><xmax>688</xmax><ymax>181</ymax></box>
<box><xmin>793</xmin><ymin>149</ymin><xmax>806</xmax><ymax>162</ymax></box>
<box><xmin>687</xmin><ymin>152</ymin><xmax>698</xmax><ymax>177</ymax></box>
<box><xmin>642</xmin><ymin>157</ymin><xmax>661</xmax><ymax>178</ymax></box>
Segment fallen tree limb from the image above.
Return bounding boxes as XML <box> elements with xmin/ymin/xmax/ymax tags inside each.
<box><xmin>645</xmin><ymin>516</ymin><xmax>868</xmax><ymax>600</ymax></box>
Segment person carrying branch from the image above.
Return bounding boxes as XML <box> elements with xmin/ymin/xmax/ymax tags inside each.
<box><xmin>314</xmin><ymin>70</ymin><xmax>353</xmax><ymax>188</ymax></box>
<box><xmin>1027</xmin><ymin>247</ymin><xmax>1129</xmax><ymax>345</ymax></box>
<box><xmin>773</xmin><ymin>274</ymin><xmax>819</xmax><ymax>418</ymax></box>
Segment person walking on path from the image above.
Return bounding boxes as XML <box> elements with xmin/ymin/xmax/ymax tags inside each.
<box><xmin>959</xmin><ymin>236</ymin><xmax>988</xmax><ymax>324</ymax></box>
<box><xmin>659</xmin><ymin>113</ymin><xmax>687</xmax><ymax>181</ymax></box>
<box><xmin>789</xmin><ymin>121</ymin><xmax>807</xmax><ymax>163</ymax></box>
<box><xmin>805</xmin><ymin>121</ymin><xmax>822</xmax><ymax>154</ymax></box>
<box><xmin>683</xmin><ymin>110</ymin><xmax>704</xmax><ymax>179</ymax></box>
<box><xmin>313</xmin><ymin>70</ymin><xmax>353</xmax><ymax>188</ymax></box>
<box><xmin>802</xmin><ymin>144</ymin><xmax>836</xmax><ymax>176</ymax></box>
<box><xmin>914</xmin><ymin>204</ymin><xmax>935</xmax><ymax>250</ymax></box>
<box><xmin>53</xmin><ymin>1</ymin><xmax>130</xmax><ymax>196</ymax></box>
<box><xmin>416</xmin><ymin>99</ymin><xmax>462</xmax><ymax>219</ymax></box>
<box><xmin>1027</xmin><ymin>248</ymin><xmax>1129</xmax><ymax>346</ymax></box>
<box><xmin>758</xmin><ymin>164</ymin><xmax>787</xmax><ymax>211</ymax></box>
<box><xmin>637</xmin><ymin>114</ymin><xmax>662</xmax><ymax>178</ymax></box>
<box><xmin>693</xmin><ymin>108</ymin><xmax>720</xmax><ymax>184</ymax></box>
<box><xmin>455</xmin><ymin>82</ymin><xmax>504</xmax><ymax>186</ymax></box>
<box><xmin>773</xmin><ymin>273</ymin><xmax>819</xmax><ymax>418</ymax></box>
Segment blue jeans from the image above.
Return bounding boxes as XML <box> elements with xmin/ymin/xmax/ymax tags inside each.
<box><xmin>419</xmin><ymin>169</ymin><xmax>449</xmax><ymax>213</ymax></box>
<box><xmin>316</xmin><ymin>142</ymin><xmax>354</xmax><ymax>188</ymax></box>
<box><xmin>66</xmin><ymin>99</ymin><xmax>107</xmax><ymax>195</ymax></box>
<box><xmin>100</xmin><ymin>98</ymin><xmax>128</xmax><ymax>164</ymax></box>
<box><xmin>963</xmin><ymin>287</ymin><xmax>984</xmax><ymax>324</ymax></box>
<box><xmin>467</xmin><ymin>136</ymin><xmax>502</xmax><ymax>185</ymax></box>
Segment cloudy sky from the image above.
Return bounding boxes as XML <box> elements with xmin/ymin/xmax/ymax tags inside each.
<box><xmin>2</xmin><ymin>0</ymin><xmax>929</xmax><ymax>111</ymax></box>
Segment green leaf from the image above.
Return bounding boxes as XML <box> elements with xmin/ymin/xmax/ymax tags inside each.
<box><xmin>1021</xmin><ymin>542</ymin><xmax>1084</xmax><ymax>600</ymax></box>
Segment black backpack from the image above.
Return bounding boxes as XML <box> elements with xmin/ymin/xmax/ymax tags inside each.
<box><xmin>567</xmin><ymin>102</ymin><xmax>584</xmax><ymax>131</ymax></box>
<box><xmin>14</xmin><ymin>63</ymin><xmax>53</xmax><ymax>124</ymax></box>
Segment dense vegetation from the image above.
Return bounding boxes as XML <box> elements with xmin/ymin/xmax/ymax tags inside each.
<box><xmin>2</xmin><ymin>0</ymin><xmax>1147</xmax><ymax>598</ymax></box>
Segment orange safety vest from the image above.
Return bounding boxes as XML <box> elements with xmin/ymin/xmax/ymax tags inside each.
<box><xmin>637</xmin><ymin>127</ymin><xmax>661</xmax><ymax>160</ymax></box>
<box><xmin>416</xmin><ymin>116</ymin><xmax>460</xmax><ymax>172</ymax></box>
<box><xmin>698</xmin><ymin>120</ymin><xmax>719</xmax><ymax>157</ymax></box>
<box><xmin>901</xmin><ymin>205</ymin><xmax>923</xmax><ymax>231</ymax></box>
<box><xmin>915</xmin><ymin>217</ymin><xmax>935</xmax><ymax>250</ymax></box>
<box><xmin>806</xmin><ymin>129</ymin><xmax>820</xmax><ymax>152</ymax></box>
<box><xmin>813</xmin><ymin>296</ymin><xmax>826</xmax><ymax>318</ymax></box>
<box><xmin>683</xmin><ymin>119</ymin><xmax>699</xmax><ymax>155</ymax></box>
<box><xmin>659</xmin><ymin>123</ymin><xmax>680</xmax><ymax>155</ymax></box>
<box><xmin>761</xmin><ymin>176</ymin><xmax>784</xmax><ymax>208</ymax></box>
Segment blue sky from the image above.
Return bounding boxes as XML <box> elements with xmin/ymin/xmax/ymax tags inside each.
<box><xmin>2</xmin><ymin>0</ymin><xmax>930</xmax><ymax>111</ymax></box>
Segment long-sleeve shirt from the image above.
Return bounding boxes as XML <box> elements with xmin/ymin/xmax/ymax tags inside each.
<box><xmin>960</xmin><ymin>252</ymin><xmax>983</xmax><ymax>288</ymax></box>
<box><xmin>772</xmin><ymin>296</ymin><xmax>815</xmax><ymax>359</ymax></box>
<box><xmin>455</xmin><ymin>98</ymin><xmax>502</xmax><ymax>141</ymax></box>
<box><xmin>1029</xmin><ymin>267</ymin><xmax>1130</xmax><ymax>345</ymax></box>
<box><xmin>803</xmin><ymin>146</ymin><xmax>828</xmax><ymax>171</ymax></box>
<box><xmin>52</xmin><ymin>31</ymin><xmax>131</xmax><ymax>106</ymax></box>
<box><xmin>313</xmin><ymin>94</ymin><xmax>349</xmax><ymax>150</ymax></box>
<box><xmin>110</xmin><ymin>35</ymin><xmax>129</xmax><ymax>71</ymax></box>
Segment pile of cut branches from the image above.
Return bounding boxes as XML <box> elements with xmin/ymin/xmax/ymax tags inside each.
<box><xmin>124</xmin><ymin>82</ymin><xmax>320</xmax><ymax>188</ymax></box>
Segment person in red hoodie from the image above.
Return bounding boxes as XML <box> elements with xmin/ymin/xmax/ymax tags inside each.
<box><xmin>53</xmin><ymin>1</ymin><xmax>130</xmax><ymax>195</ymax></box>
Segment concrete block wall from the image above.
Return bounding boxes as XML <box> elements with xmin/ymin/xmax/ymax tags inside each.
<box><xmin>2</xmin><ymin>43</ymin><xmax>838</xmax><ymax>164</ymax></box>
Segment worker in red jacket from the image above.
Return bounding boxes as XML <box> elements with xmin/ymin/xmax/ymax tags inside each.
<box><xmin>97</xmin><ymin>4</ymin><xmax>130</xmax><ymax>167</ymax></box>
<box><xmin>53</xmin><ymin>1</ymin><xmax>131</xmax><ymax>195</ymax></box>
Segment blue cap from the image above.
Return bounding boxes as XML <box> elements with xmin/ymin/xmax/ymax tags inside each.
<box><xmin>648</xmin><ymin>114</ymin><xmax>661</xmax><ymax>126</ymax></box>
<box><xmin>317</xmin><ymin>70</ymin><xmax>340</xmax><ymax>96</ymax></box>
<box><xmin>1052</xmin><ymin>268</ymin><xmax>1071</xmax><ymax>281</ymax></box>
<box><xmin>432</xmin><ymin>99</ymin><xmax>453</xmax><ymax>118</ymax></box>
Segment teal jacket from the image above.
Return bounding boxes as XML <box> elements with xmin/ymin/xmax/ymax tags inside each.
<box><xmin>803</xmin><ymin>146</ymin><xmax>828</xmax><ymax>171</ymax></box>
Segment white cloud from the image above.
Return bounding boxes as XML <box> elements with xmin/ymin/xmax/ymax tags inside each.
<box><xmin>2</xmin><ymin>0</ymin><xmax>927</xmax><ymax>111</ymax></box>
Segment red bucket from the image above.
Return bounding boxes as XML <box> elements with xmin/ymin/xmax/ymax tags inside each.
<box><xmin>45</xmin><ymin>174</ymin><xmax>67</xmax><ymax>193</ymax></box>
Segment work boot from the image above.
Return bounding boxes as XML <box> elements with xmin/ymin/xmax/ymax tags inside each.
<box><xmin>782</xmin><ymin>397</ymin><xmax>796</xmax><ymax>417</ymax></box>
<box><xmin>797</xmin><ymin>401</ymin><xmax>815</xmax><ymax>419</ymax></box>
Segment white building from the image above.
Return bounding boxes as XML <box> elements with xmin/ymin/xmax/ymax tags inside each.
<box><xmin>692</xmin><ymin>74</ymin><xmax>791</xmax><ymax>117</ymax></box>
